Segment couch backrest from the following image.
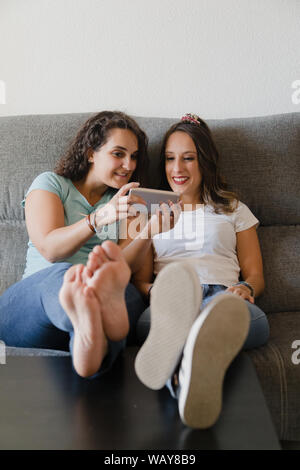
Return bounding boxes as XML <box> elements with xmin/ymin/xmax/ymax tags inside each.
<box><xmin>0</xmin><ymin>112</ymin><xmax>299</xmax><ymax>313</ymax></box>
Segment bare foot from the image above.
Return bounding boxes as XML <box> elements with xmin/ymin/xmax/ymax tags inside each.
<box><xmin>59</xmin><ymin>264</ymin><xmax>108</xmax><ymax>378</ymax></box>
<box><xmin>85</xmin><ymin>241</ymin><xmax>131</xmax><ymax>342</ymax></box>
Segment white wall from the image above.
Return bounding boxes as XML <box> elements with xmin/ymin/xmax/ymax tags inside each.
<box><xmin>0</xmin><ymin>0</ymin><xmax>299</xmax><ymax>119</ymax></box>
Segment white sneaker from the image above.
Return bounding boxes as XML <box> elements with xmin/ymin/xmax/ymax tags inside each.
<box><xmin>134</xmin><ymin>262</ymin><xmax>203</xmax><ymax>390</ymax></box>
<box><xmin>178</xmin><ymin>293</ymin><xmax>250</xmax><ymax>429</ymax></box>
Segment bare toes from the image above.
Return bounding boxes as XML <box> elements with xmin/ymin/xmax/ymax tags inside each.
<box><xmin>64</xmin><ymin>264</ymin><xmax>80</xmax><ymax>283</ymax></box>
<box><xmin>87</xmin><ymin>260</ymin><xmax>100</xmax><ymax>276</ymax></box>
<box><xmin>74</xmin><ymin>265</ymin><xmax>84</xmax><ymax>284</ymax></box>
<box><xmin>101</xmin><ymin>241</ymin><xmax>124</xmax><ymax>262</ymax></box>
<box><xmin>94</xmin><ymin>246</ymin><xmax>109</xmax><ymax>264</ymax></box>
<box><xmin>82</xmin><ymin>266</ymin><xmax>93</xmax><ymax>284</ymax></box>
<box><xmin>83</xmin><ymin>285</ymin><xmax>95</xmax><ymax>298</ymax></box>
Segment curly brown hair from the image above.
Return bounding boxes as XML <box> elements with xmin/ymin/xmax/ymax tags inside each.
<box><xmin>159</xmin><ymin>117</ymin><xmax>239</xmax><ymax>214</ymax></box>
<box><xmin>55</xmin><ymin>111</ymin><xmax>149</xmax><ymax>185</ymax></box>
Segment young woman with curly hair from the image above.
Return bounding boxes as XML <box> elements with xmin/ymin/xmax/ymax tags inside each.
<box><xmin>0</xmin><ymin>111</ymin><xmax>177</xmax><ymax>378</ymax></box>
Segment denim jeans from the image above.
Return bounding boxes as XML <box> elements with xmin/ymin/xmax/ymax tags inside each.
<box><xmin>199</xmin><ymin>284</ymin><xmax>269</xmax><ymax>350</ymax></box>
<box><xmin>136</xmin><ymin>283</ymin><xmax>270</xmax><ymax>397</ymax></box>
<box><xmin>136</xmin><ymin>284</ymin><xmax>270</xmax><ymax>356</ymax></box>
<box><xmin>0</xmin><ymin>263</ymin><xmax>146</xmax><ymax>378</ymax></box>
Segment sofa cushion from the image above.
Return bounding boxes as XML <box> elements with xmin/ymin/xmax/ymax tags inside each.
<box><xmin>209</xmin><ymin>113</ymin><xmax>300</xmax><ymax>227</ymax></box>
<box><xmin>255</xmin><ymin>225</ymin><xmax>300</xmax><ymax>314</ymax></box>
<box><xmin>5</xmin><ymin>346</ymin><xmax>70</xmax><ymax>357</ymax></box>
<box><xmin>247</xmin><ymin>311</ymin><xmax>300</xmax><ymax>440</ymax></box>
<box><xmin>0</xmin><ymin>222</ymin><xmax>28</xmax><ymax>295</ymax></box>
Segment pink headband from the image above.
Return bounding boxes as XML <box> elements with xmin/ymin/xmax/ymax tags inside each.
<box><xmin>181</xmin><ymin>113</ymin><xmax>201</xmax><ymax>126</ymax></box>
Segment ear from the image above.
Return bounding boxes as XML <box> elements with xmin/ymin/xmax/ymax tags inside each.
<box><xmin>87</xmin><ymin>148</ymin><xmax>94</xmax><ymax>163</ymax></box>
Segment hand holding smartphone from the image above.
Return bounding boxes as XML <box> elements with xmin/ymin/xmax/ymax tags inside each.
<box><xmin>129</xmin><ymin>187</ymin><xmax>180</xmax><ymax>213</ymax></box>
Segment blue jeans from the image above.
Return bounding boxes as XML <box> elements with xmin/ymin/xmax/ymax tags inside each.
<box><xmin>136</xmin><ymin>284</ymin><xmax>270</xmax><ymax>351</ymax></box>
<box><xmin>0</xmin><ymin>263</ymin><xmax>146</xmax><ymax>377</ymax></box>
<box><xmin>136</xmin><ymin>284</ymin><xmax>270</xmax><ymax>397</ymax></box>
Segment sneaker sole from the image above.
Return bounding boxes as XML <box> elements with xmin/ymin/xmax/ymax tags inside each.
<box><xmin>134</xmin><ymin>262</ymin><xmax>202</xmax><ymax>390</ymax></box>
<box><xmin>178</xmin><ymin>293</ymin><xmax>250</xmax><ymax>428</ymax></box>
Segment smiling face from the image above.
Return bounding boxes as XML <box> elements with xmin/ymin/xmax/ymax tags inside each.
<box><xmin>165</xmin><ymin>131</ymin><xmax>202</xmax><ymax>204</ymax></box>
<box><xmin>88</xmin><ymin>128</ymin><xmax>139</xmax><ymax>189</ymax></box>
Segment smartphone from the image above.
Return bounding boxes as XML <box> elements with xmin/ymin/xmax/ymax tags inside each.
<box><xmin>129</xmin><ymin>187</ymin><xmax>180</xmax><ymax>213</ymax></box>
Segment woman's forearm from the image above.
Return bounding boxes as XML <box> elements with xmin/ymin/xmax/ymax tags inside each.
<box><xmin>44</xmin><ymin>215</ymin><xmax>152</xmax><ymax>266</ymax></box>
<box><xmin>244</xmin><ymin>274</ymin><xmax>265</xmax><ymax>298</ymax></box>
<box><xmin>40</xmin><ymin>218</ymin><xmax>95</xmax><ymax>262</ymax></box>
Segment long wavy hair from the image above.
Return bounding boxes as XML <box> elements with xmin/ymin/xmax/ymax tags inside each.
<box><xmin>55</xmin><ymin>111</ymin><xmax>149</xmax><ymax>185</ymax></box>
<box><xmin>159</xmin><ymin>117</ymin><xmax>239</xmax><ymax>214</ymax></box>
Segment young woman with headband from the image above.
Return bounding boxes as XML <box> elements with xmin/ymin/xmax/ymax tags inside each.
<box><xmin>133</xmin><ymin>113</ymin><xmax>270</xmax><ymax>429</ymax></box>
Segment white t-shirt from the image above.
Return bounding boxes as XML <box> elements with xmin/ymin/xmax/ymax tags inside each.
<box><xmin>152</xmin><ymin>201</ymin><xmax>259</xmax><ymax>287</ymax></box>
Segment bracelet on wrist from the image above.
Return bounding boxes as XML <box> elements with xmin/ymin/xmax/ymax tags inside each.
<box><xmin>86</xmin><ymin>211</ymin><xmax>105</xmax><ymax>237</ymax></box>
<box><xmin>85</xmin><ymin>213</ymin><xmax>96</xmax><ymax>233</ymax></box>
<box><xmin>92</xmin><ymin>211</ymin><xmax>97</xmax><ymax>231</ymax></box>
<box><xmin>232</xmin><ymin>281</ymin><xmax>255</xmax><ymax>297</ymax></box>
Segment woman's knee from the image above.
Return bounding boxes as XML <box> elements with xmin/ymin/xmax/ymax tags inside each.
<box><xmin>243</xmin><ymin>301</ymin><xmax>270</xmax><ymax>350</ymax></box>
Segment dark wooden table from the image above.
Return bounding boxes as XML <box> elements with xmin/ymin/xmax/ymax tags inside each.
<box><xmin>0</xmin><ymin>348</ymin><xmax>280</xmax><ymax>450</ymax></box>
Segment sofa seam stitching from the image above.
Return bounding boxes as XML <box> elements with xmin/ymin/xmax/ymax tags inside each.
<box><xmin>267</xmin><ymin>341</ymin><xmax>288</xmax><ymax>439</ymax></box>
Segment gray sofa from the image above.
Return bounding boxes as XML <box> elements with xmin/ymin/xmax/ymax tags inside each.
<box><xmin>0</xmin><ymin>111</ymin><xmax>299</xmax><ymax>443</ymax></box>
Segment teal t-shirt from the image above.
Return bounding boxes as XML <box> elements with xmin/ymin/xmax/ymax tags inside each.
<box><xmin>21</xmin><ymin>171</ymin><xmax>118</xmax><ymax>278</ymax></box>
